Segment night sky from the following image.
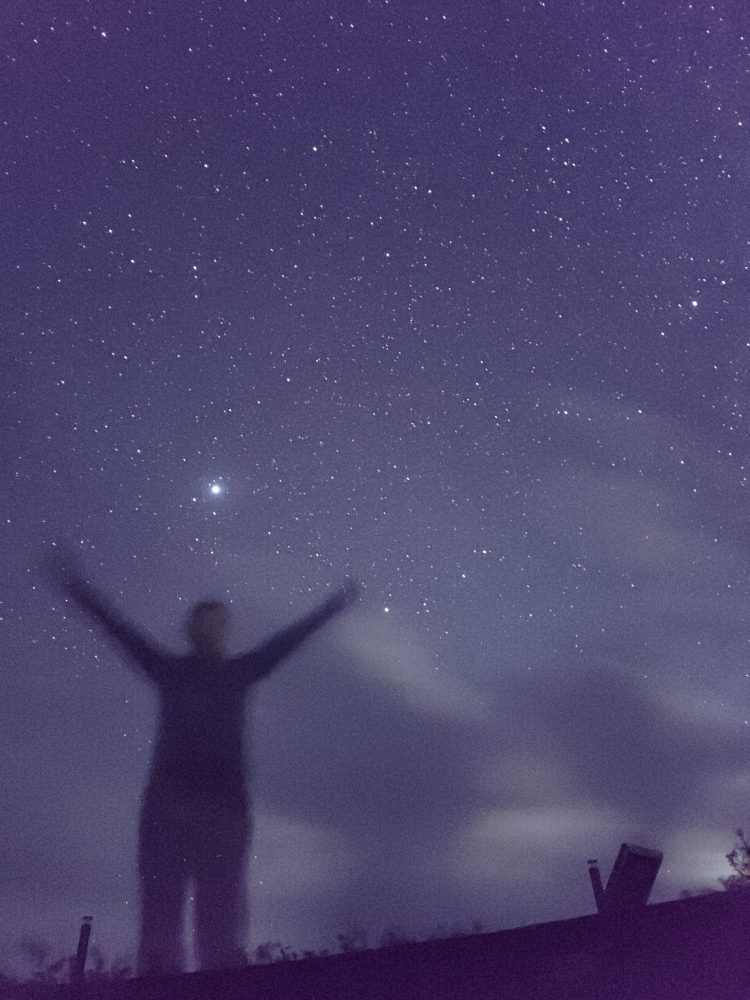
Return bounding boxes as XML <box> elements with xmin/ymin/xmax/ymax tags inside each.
<box><xmin>4</xmin><ymin>0</ymin><xmax>750</xmax><ymax>974</ymax></box>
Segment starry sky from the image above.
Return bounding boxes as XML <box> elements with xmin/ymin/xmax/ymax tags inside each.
<box><xmin>3</xmin><ymin>0</ymin><xmax>750</xmax><ymax>974</ymax></box>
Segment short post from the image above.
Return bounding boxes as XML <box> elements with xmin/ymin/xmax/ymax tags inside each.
<box><xmin>71</xmin><ymin>916</ymin><xmax>93</xmax><ymax>983</ymax></box>
<box><xmin>587</xmin><ymin>859</ymin><xmax>605</xmax><ymax>912</ymax></box>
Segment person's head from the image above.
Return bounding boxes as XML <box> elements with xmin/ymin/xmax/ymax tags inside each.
<box><xmin>186</xmin><ymin>600</ymin><xmax>230</xmax><ymax>655</ymax></box>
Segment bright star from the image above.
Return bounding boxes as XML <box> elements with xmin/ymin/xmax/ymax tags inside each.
<box><xmin>210</xmin><ymin>483</ymin><xmax>222</xmax><ymax>495</ymax></box>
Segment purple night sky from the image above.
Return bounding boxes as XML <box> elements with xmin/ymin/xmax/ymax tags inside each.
<box><xmin>3</xmin><ymin>0</ymin><xmax>750</xmax><ymax>974</ymax></box>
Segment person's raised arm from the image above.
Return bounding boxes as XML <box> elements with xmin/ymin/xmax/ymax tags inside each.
<box><xmin>238</xmin><ymin>581</ymin><xmax>360</xmax><ymax>684</ymax></box>
<box><xmin>47</xmin><ymin>550</ymin><xmax>168</xmax><ymax>683</ymax></box>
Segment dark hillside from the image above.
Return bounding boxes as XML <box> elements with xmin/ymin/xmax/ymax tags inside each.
<box><xmin>4</xmin><ymin>891</ymin><xmax>748</xmax><ymax>1000</ymax></box>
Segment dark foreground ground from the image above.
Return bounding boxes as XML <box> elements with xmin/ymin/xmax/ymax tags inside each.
<box><xmin>3</xmin><ymin>890</ymin><xmax>748</xmax><ymax>1000</ymax></box>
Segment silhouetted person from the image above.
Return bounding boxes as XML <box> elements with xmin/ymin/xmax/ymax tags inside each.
<box><xmin>48</xmin><ymin>552</ymin><xmax>358</xmax><ymax>974</ymax></box>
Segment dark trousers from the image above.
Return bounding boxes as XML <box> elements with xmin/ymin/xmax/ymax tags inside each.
<box><xmin>137</xmin><ymin>781</ymin><xmax>249</xmax><ymax>974</ymax></box>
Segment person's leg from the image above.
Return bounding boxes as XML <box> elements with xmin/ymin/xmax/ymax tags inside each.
<box><xmin>137</xmin><ymin>791</ymin><xmax>189</xmax><ymax>975</ymax></box>
<box><xmin>194</xmin><ymin>801</ymin><xmax>250</xmax><ymax>970</ymax></box>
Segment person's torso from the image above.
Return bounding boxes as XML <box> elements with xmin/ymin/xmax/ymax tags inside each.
<box><xmin>150</xmin><ymin>655</ymin><xmax>249</xmax><ymax>796</ymax></box>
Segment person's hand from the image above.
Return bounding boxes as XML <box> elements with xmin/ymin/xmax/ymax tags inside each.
<box><xmin>324</xmin><ymin>579</ymin><xmax>361</xmax><ymax>615</ymax></box>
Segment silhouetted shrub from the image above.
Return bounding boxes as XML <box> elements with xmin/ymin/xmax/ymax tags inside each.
<box><xmin>722</xmin><ymin>828</ymin><xmax>750</xmax><ymax>891</ymax></box>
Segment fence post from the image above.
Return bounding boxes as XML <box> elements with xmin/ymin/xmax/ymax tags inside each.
<box><xmin>71</xmin><ymin>916</ymin><xmax>93</xmax><ymax>983</ymax></box>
